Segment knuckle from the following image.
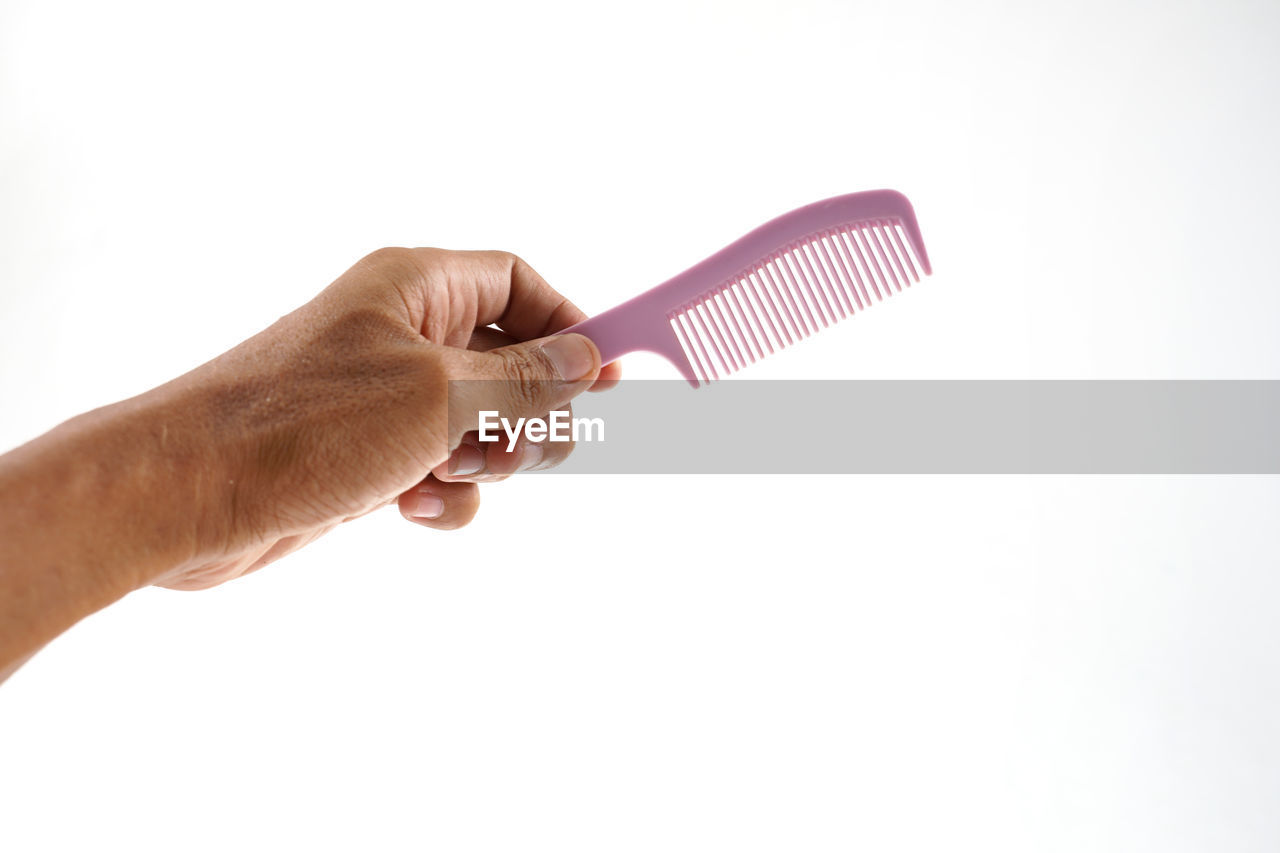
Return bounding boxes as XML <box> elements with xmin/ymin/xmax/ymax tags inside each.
<box><xmin>413</xmin><ymin>351</ymin><xmax>453</xmax><ymax>460</ymax></box>
<box><xmin>485</xmin><ymin>249</ymin><xmax>520</xmax><ymax>267</ymax></box>
<box><xmin>495</xmin><ymin>348</ymin><xmax>550</xmax><ymax>409</ymax></box>
<box><xmin>362</xmin><ymin>246</ymin><xmax>414</xmax><ymax>267</ymax></box>
<box><xmin>485</xmin><ymin>249</ymin><xmax>534</xmax><ymax>280</ymax></box>
<box><xmin>360</xmin><ymin>247</ymin><xmax>438</xmax><ymax>286</ymax></box>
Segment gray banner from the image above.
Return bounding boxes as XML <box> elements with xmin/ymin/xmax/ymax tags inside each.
<box><xmin>448</xmin><ymin>381</ymin><xmax>1280</xmax><ymax>474</ymax></box>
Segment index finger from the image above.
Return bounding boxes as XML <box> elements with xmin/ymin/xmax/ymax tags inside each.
<box><xmin>465</xmin><ymin>250</ymin><xmax>621</xmax><ymax>390</ymax></box>
<box><xmin>462</xmin><ymin>250</ymin><xmax>585</xmax><ymax>340</ymax></box>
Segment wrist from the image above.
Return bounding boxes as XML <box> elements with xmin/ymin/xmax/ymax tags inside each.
<box><xmin>97</xmin><ymin>378</ymin><xmax>242</xmax><ymax>584</ymax></box>
<box><xmin>0</xmin><ymin>383</ymin><xmax>233</xmax><ymax>663</ymax></box>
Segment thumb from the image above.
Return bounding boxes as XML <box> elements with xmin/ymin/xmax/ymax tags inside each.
<box><xmin>442</xmin><ymin>333</ymin><xmax>602</xmax><ymax>446</ymax></box>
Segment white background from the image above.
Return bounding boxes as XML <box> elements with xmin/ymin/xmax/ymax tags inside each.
<box><xmin>2</xmin><ymin>0</ymin><xmax>1279</xmax><ymax>850</ymax></box>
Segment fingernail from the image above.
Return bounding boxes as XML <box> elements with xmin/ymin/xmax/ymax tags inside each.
<box><xmin>410</xmin><ymin>492</ymin><xmax>444</xmax><ymax>519</ymax></box>
<box><xmin>540</xmin><ymin>335</ymin><xmax>595</xmax><ymax>382</ymax></box>
<box><xmin>450</xmin><ymin>443</ymin><xmax>485</xmax><ymax>476</ymax></box>
<box><xmin>519</xmin><ymin>442</ymin><xmax>544</xmax><ymax>472</ymax></box>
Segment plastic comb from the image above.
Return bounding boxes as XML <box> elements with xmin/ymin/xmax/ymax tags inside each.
<box><xmin>564</xmin><ymin>189</ymin><xmax>932</xmax><ymax>388</ymax></box>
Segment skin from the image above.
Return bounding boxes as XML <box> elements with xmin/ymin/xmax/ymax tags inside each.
<box><xmin>0</xmin><ymin>248</ymin><xmax>621</xmax><ymax>683</ymax></box>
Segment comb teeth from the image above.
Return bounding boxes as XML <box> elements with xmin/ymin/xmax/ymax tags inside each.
<box><xmin>667</xmin><ymin>218</ymin><xmax>925</xmax><ymax>385</ymax></box>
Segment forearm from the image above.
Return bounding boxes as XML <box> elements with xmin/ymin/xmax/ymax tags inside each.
<box><xmin>0</xmin><ymin>385</ymin><xmax>229</xmax><ymax>679</ymax></box>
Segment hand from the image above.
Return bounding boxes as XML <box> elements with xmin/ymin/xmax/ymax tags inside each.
<box><xmin>148</xmin><ymin>247</ymin><xmax>620</xmax><ymax>590</ymax></box>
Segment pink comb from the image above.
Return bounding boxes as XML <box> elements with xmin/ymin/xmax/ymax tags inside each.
<box><xmin>564</xmin><ymin>189</ymin><xmax>932</xmax><ymax>388</ymax></box>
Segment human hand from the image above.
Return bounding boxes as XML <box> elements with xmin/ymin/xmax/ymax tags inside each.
<box><xmin>147</xmin><ymin>247</ymin><xmax>620</xmax><ymax>590</ymax></box>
